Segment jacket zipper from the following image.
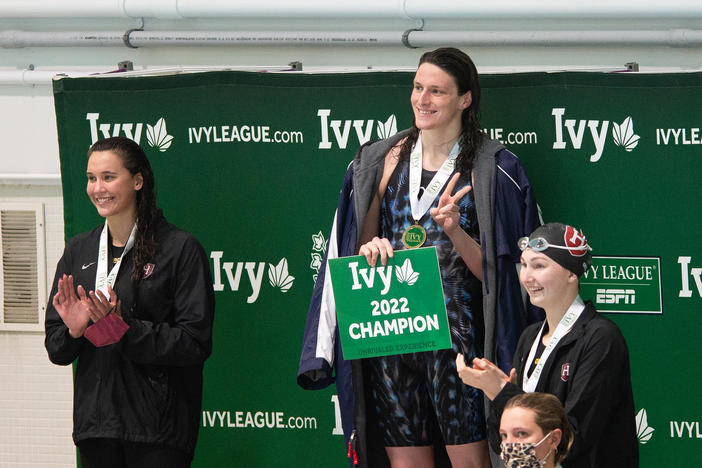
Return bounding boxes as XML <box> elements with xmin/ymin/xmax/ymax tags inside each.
<box><xmin>347</xmin><ymin>429</ymin><xmax>358</xmax><ymax>465</ymax></box>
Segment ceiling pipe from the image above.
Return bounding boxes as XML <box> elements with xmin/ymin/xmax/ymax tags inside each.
<box><xmin>1</xmin><ymin>31</ymin><xmax>125</xmax><ymax>48</ymax></box>
<box><xmin>408</xmin><ymin>29</ymin><xmax>702</xmax><ymax>47</ymax></box>
<box><xmin>1</xmin><ymin>0</ymin><xmax>702</xmax><ymax>19</ymax></box>
<box><xmin>129</xmin><ymin>0</ymin><xmax>410</xmax><ymax>19</ymax></box>
<box><xmin>126</xmin><ymin>31</ymin><xmax>402</xmax><ymax>47</ymax></box>
<box><xmin>0</xmin><ymin>69</ymin><xmax>85</xmax><ymax>86</ymax></box>
<box><xmin>0</xmin><ymin>174</ymin><xmax>61</xmax><ymax>185</ymax></box>
<box><xmin>0</xmin><ymin>0</ymin><xmax>129</xmax><ymax>18</ymax></box>
<box><xmin>403</xmin><ymin>0</ymin><xmax>702</xmax><ymax>19</ymax></box>
<box><xmin>0</xmin><ymin>0</ymin><xmax>408</xmax><ymax>19</ymax></box>
<box><xmin>0</xmin><ymin>30</ymin><xmax>402</xmax><ymax>48</ymax></box>
<box><xmin>3</xmin><ymin>29</ymin><xmax>702</xmax><ymax>49</ymax></box>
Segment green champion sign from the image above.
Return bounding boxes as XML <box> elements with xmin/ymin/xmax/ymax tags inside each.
<box><xmin>580</xmin><ymin>256</ymin><xmax>662</xmax><ymax>314</ymax></box>
<box><xmin>328</xmin><ymin>247</ymin><xmax>452</xmax><ymax>359</ymax></box>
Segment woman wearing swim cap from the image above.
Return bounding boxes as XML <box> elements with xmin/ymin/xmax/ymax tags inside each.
<box><xmin>456</xmin><ymin>223</ymin><xmax>638</xmax><ymax>467</ymax></box>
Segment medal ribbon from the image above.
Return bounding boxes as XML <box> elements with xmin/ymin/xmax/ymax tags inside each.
<box><xmin>95</xmin><ymin>221</ymin><xmax>137</xmax><ymax>296</ymax></box>
<box><xmin>408</xmin><ymin>132</ymin><xmax>461</xmax><ymax>223</ymax></box>
<box><xmin>522</xmin><ymin>296</ymin><xmax>585</xmax><ymax>392</ymax></box>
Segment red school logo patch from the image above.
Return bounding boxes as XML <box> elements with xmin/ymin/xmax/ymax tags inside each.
<box><xmin>561</xmin><ymin>363</ymin><xmax>571</xmax><ymax>382</ymax></box>
<box><xmin>564</xmin><ymin>226</ymin><xmax>588</xmax><ymax>257</ymax></box>
<box><xmin>143</xmin><ymin>263</ymin><xmax>155</xmax><ymax>279</ymax></box>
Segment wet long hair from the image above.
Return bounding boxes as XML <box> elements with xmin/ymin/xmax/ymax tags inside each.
<box><xmin>504</xmin><ymin>392</ymin><xmax>574</xmax><ymax>464</ymax></box>
<box><xmin>398</xmin><ymin>47</ymin><xmax>484</xmax><ymax>175</ymax></box>
<box><xmin>400</xmin><ymin>47</ymin><xmax>483</xmax><ymax>175</ymax></box>
<box><xmin>87</xmin><ymin>136</ymin><xmax>160</xmax><ymax>282</ymax></box>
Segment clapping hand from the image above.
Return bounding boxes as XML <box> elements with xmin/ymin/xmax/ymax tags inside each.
<box><xmin>52</xmin><ymin>275</ymin><xmax>119</xmax><ymax>338</ymax></box>
<box><xmin>455</xmin><ymin>353</ymin><xmax>517</xmax><ymax>401</ymax></box>
<box><xmin>89</xmin><ymin>285</ymin><xmax>119</xmax><ymax>322</ymax></box>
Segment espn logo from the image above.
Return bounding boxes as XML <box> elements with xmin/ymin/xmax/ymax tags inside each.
<box><xmin>596</xmin><ymin>288</ymin><xmax>635</xmax><ymax>305</ymax></box>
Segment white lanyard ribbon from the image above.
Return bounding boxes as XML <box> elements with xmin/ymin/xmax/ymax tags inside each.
<box><xmin>408</xmin><ymin>132</ymin><xmax>460</xmax><ymax>222</ymax></box>
<box><xmin>522</xmin><ymin>296</ymin><xmax>585</xmax><ymax>392</ymax></box>
<box><xmin>95</xmin><ymin>221</ymin><xmax>137</xmax><ymax>296</ymax></box>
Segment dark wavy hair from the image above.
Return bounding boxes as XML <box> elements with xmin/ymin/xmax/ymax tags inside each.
<box><xmin>504</xmin><ymin>392</ymin><xmax>574</xmax><ymax>464</ymax></box>
<box><xmin>398</xmin><ymin>47</ymin><xmax>484</xmax><ymax>175</ymax></box>
<box><xmin>87</xmin><ymin>136</ymin><xmax>159</xmax><ymax>282</ymax></box>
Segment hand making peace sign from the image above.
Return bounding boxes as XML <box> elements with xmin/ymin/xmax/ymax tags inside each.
<box><xmin>430</xmin><ymin>172</ymin><xmax>473</xmax><ymax>236</ymax></box>
<box><xmin>359</xmin><ymin>172</ymin><xmax>473</xmax><ymax>267</ymax></box>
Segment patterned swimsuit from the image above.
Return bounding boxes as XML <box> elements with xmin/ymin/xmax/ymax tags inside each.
<box><xmin>368</xmin><ymin>158</ymin><xmax>486</xmax><ymax>446</ymax></box>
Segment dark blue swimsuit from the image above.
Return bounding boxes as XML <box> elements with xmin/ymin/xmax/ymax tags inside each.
<box><xmin>369</xmin><ymin>158</ymin><xmax>486</xmax><ymax>446</ymax></box>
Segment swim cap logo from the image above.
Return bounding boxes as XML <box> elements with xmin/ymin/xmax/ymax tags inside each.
<box><xmin>564</xmin><ymin>226</ymin><xmax>588</xmax><ymax>257</ymax></box>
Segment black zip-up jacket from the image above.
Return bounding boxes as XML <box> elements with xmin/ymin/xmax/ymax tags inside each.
<box><xmin>489</xmin><ymin>301</ymin><xmax>639</xmax><ymax>467</ymax></box>
<box><xmin>45</xmin><ymin>216</ymin><xmax>214</xmax><ymax>458</ymax></box>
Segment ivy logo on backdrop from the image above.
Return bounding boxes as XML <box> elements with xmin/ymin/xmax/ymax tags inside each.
<box><xmin>317</xmin><ymin>109</ymin><xmax>397</xmax><ymax>149</ymax></box>
<box><xmin>636</xmin><ymin>409</ymin><xmax>655</xmax><ymax>444</ymax></box>
<box><xmin>551</xmin><ymin>108</ymin><xmax>640</xmax><ymax>162</ymax></box>
<box><xmin>641</xmin><ymin>407</ymin><xmax>702</xmax><ymax>442</ymax></box>
<box><xmin>580</xmin><ymin>256</ymin><xmax>662</xmax><ymax>314</ymax></box>
<box><xmin>86</xmin><ymin>113</ymin><xmax>173</xmax><ymax>151</ymax></box>
<box><xmin>145</xmin><ymin>118</ymin><xmax>174</xmax><ymax>152</ymax></box>
<box><xmin>678</xmin><ymin>256</ymin><xmax>702</xmax><ymax>298</ymax></box>
<box><xmin>210</xmin><ymin>252</ymin><xmax>295</xmax><ymax>303</ymax></box>
<box><xmin>482</xmin><ymin>127</ymin><xmax>539</xmax><ymax>146</ymax></box>
<box><xmin>309</xmin><ymin>231</ymin><xmax>328</xmax><ymax>283</ymax></box>
<box><xmin>656</xmin><ymin>127</ymin><xmax>702</xmax><ymax>146</ymax></box>
<box><xmin>187</xmin><ymin>124</ymin><xmax>304</xmax><ymax>145</ymax></box>
<box><xmin>670</xmin><ymin>418</ymin><xmax>702</xmax><ymax>439</ymax></box>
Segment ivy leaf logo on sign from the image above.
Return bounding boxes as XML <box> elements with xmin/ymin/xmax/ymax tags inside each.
<box><xmin>635</xmin><ymin>408</ymin><xmax>654</xmax><ymax>444</ymax></box>
<box><xmin>395</xmin><ymin>259</ymin><xmax>419</xmax><ymax>285</ymax></box>
<box><xmin>376</xmin><ymin>114</ymin><xmax>398</xmax><ymax>140</ymax></box>
<box><xmin>146</xmin><ymin>117</ymin><xmax>174</xmax><ymax>152</ymax></box>
<box><xmin>268</xmin><ymin>258</ymin><xmax>295</xmax><ymax>293</ymax></box>
<box><xmin>611</xmin><ymin>116</ymin><xmax>640</xmax><ymax>152</ymax></box>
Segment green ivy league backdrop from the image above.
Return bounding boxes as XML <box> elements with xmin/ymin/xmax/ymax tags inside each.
<box><xmin>53</xmin><ymin>70</ymin><xmax>702</xmax><ymax>467</ymax></box>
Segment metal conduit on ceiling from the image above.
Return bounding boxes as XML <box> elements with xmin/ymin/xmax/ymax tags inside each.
<box><xmin>1</xmin><ymin>0</ymin><xmax>702</xmax><ymax>19</ymax></box>
<box><xmin>2</xmin><ymin>29</ymin><xmax>702</xmax><ymax>49</ymax></box>
<box><xmin>1</xmin><ymin>1</ymin><xmax>701</xmax><ymax>85</ymax></box>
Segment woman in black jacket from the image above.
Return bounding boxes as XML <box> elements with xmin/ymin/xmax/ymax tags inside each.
<box><xmin>45</xmin><ymin>136</ymin><xmax>214</xmax><ymax>468</ymax></box>
<box><xmin>456</xmin><ymin>223</ymin><xmax>638</xmax><ymax>467</ymax></box>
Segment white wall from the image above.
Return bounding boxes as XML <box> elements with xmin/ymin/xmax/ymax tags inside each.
<box><xmin>0</xmin><ymin>186</ymin><xmax>74</xmax><ymax>467</ymax></box>
<box><xmin>0</xmin><ymin>88</ymin><xmax>61</xmax><ymax>175</ymax></box>
<box><xmin>0</xmin><ymin>3</ymin><xmax>700</xmax><ymax>467</ymax></box>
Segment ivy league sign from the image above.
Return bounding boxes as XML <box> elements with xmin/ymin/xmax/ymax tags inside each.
<box><xmin>328</xmin><ymin>247</ymin><xmax>452</xmax><ymax>359</ymax></box>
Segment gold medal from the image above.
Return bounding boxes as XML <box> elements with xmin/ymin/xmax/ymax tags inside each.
<box><xmin>402</xmin><ymin>224</ymin><xmax>426</xmax><ymax>249</ymax></box>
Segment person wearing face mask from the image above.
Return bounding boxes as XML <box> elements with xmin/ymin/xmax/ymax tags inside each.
<box><xmin>499</xmin><ymin>392</ymin><xmax>573</xmax><ymax>468</ymax></box>
<box><xmin>456</xmin><ymin>223</ymin><xmax>638</xmax><ymax>467</ymax></box>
